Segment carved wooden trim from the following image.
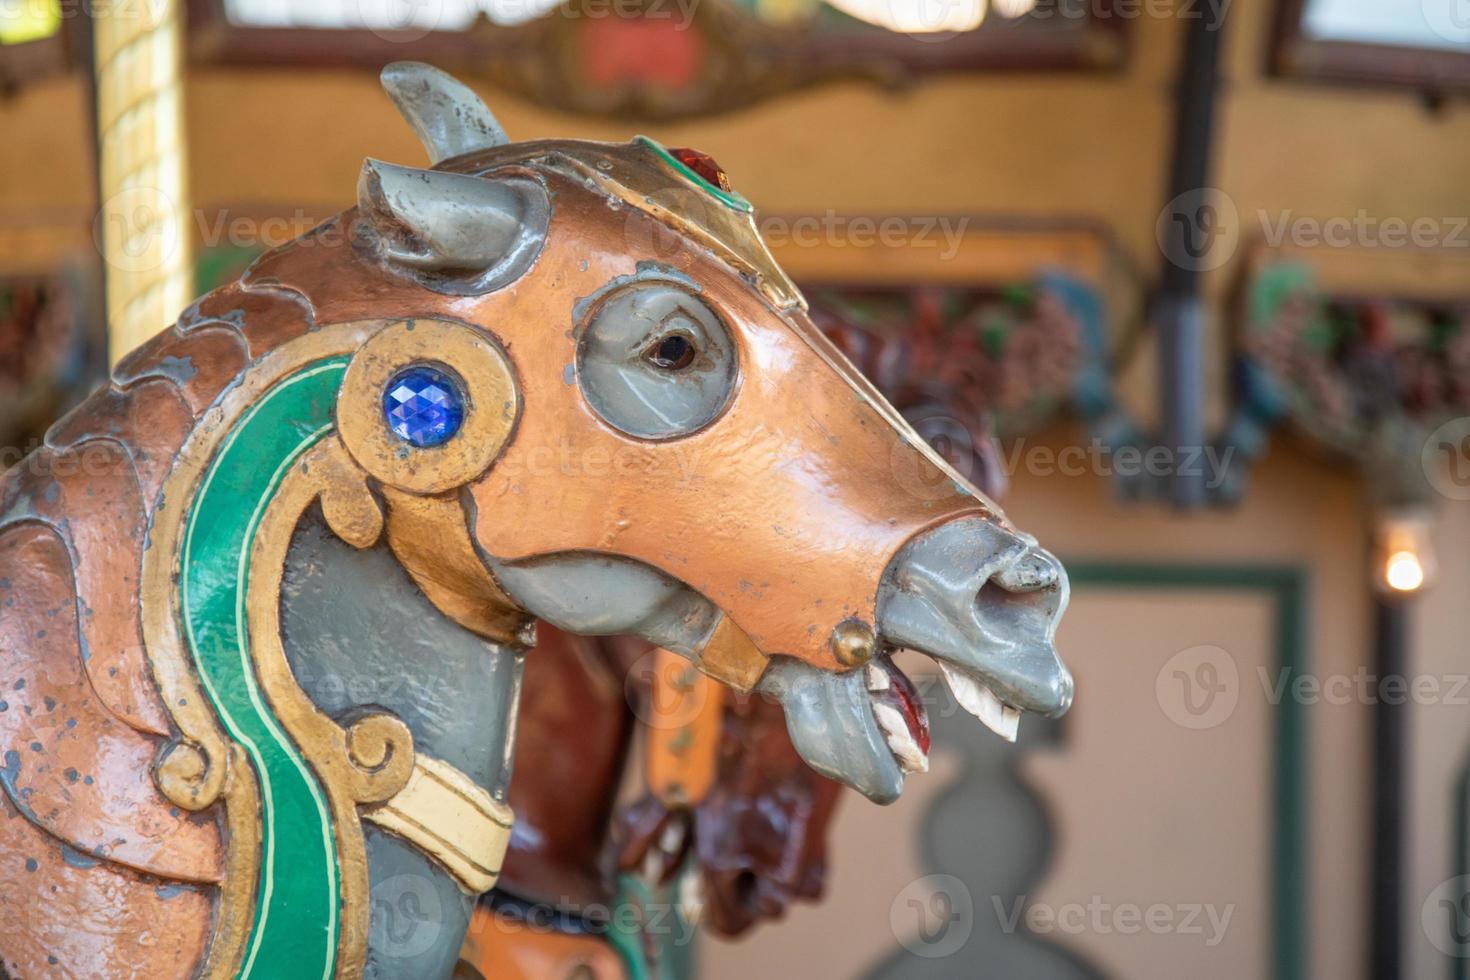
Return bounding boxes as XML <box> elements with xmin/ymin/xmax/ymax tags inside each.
<box><xmin>185</xmin><ymin>0</ymin><xmax>1129</xmax><ymax>120</ymax></box>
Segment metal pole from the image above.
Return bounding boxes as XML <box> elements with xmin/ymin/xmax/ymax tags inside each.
<box><xmin>1154</xmin><ymin>4</ymin><xmax>1227</xmax><ymax>507</ymax></box>
<box><xmin>1371</xmin><ymin>594</ymin><xmax>1408</xmax><ymax>980</ymax></box>
<box><xmin>92</xmin><ymin>0</ymin><xmax>192</xmax><ymax>366</ymax></box>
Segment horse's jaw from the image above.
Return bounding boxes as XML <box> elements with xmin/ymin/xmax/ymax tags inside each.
<box><xmin>755</xmin><ymin>518</ymin><xmax>1071</xmax><ymax>804</ymax></box>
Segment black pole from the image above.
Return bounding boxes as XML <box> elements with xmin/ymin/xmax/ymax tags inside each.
<box><xmin>1154</xmin><ymin>5</ymin><xmax>1227</xmax><ymax>508</ymax></box>
<box><xmin>1371</xmin><ymin>595</ymin><xmax>1409</xmax><ymax>980</ymax></box>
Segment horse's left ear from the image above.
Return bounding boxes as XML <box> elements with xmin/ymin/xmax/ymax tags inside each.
<box><xmin>380</xmin><ymin>61</ymin><xmax>508</xmax><ymax>164</ymax></box>
<box><xmin>356</xmin><ymin>158</ymin><xmax>550</xmax><ymax>294</ymax></box>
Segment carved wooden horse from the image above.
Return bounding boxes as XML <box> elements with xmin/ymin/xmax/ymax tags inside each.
<box><xmin>0</xmin><ymin>63</ymin><xmax>1072</xmax><ymax>979</ymax></box>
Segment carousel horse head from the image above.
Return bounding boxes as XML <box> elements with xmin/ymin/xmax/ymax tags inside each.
<box><xmin>0</xmin><ymin>59</ymin><xmax>1075</xmax><ymax>980</ymax></box>
<box><xmin>325</xmin><ymin>62</ymin><xmax>1074</xmax><ymax>804</ymax></box>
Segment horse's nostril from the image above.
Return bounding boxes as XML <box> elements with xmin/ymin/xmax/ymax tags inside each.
<box><xmin>975</xmin><ymin>576</ymin><xmax>1039</xmax><ymax>617</ymax></box>
<box><xmin>993</xmin><ymin>550</ymin><xmax>1059</xmax><ymax>592</ymax></box>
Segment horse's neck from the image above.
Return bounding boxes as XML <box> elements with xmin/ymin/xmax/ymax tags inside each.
<box><xmin>281</xmin><ymin>507</ymin><xmax>523</xmax><ymax>978</ymax></box>
<box><xmin>497</xmin><ymin>629</ymin><xmax>640</xmax><ymax>909</ymax></box>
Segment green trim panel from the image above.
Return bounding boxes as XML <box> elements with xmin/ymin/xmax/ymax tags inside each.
<box><xmin>181</xmin><ymin>359</ymin><xmax>349</xmax><ymax>980</ymax></box>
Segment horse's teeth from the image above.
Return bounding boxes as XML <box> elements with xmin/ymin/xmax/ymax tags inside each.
<box><xmin>873</xmin><ymin>702</ymin><xmax>928</xmax><ymax>773</ymax></box>
<box><xmin>939</xmin><ymin>662</ymin><xmax>1020</xmax><ymax>742</ymax></box>
<box><xmin>866</xmin><ymin>662</ymin><xmax>891</xmax><ymax>692</ymax></box>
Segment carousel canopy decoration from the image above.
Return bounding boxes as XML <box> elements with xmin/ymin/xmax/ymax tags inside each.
<box><xmin>201</xmin><ymin>0</ymin><xmax>1123</xmax><ymax>119</ymax></box>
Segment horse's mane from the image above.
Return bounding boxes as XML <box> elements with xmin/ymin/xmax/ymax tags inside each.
<box><xmin>0</xmin><ymin>239</ymin><xmax>335</xmax><ymax>975</ymax></box>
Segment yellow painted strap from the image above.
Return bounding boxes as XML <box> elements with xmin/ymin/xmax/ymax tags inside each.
<box><xmin>364</xmin><ymin>755</ymin><xmax>514</xmax><ymax>895</ymax></box>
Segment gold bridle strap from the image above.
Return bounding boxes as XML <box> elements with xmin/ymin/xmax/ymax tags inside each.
<box><xmin>695</xmin><ymin>613</ymin><xmax>768</xmax><ymax>693</ymax></box>
<box><xmin>364</xmin><ymin>754</ymin><xmax>514</xmax><ymax>895</ymax></box>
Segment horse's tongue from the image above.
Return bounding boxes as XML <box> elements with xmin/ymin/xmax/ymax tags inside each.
<box><xmin>867</xmin><ymin>658</ymin><xmax>930</xmax><ymax>772</ymax></box>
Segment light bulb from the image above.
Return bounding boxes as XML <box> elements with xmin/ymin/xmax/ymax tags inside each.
<box><xmin>1374</xmin><ymin>509</ymin><xmax>1435</xmax><ymax>596</ymax></box>
<box><xmin>1384</xmin><ymin>551</ymin><xmax>1425</xmax><ymax>593</ymax></box>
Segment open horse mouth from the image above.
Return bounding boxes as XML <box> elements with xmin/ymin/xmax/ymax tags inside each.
<box><xmin>759</xmin><ymin>517</ymin><xmax>1071</xmax><ymax>804</ymax></box>
<box><xmin>867</xmin><ymin>646</ymin><xmax>1031</xmax><ymax>777</ymax></box>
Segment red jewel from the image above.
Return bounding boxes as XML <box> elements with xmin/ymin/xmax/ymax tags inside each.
<box><xmin>669</xmin><ymin>146</ymin><xmax>732</xmax><ymax>192</ymax></box>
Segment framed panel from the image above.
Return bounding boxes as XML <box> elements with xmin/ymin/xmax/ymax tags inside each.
<box><xmin>1064</xmin><ymin>564</ymin><xmax>1309</xmax><ymax>980</ymax></box>
<box><xmin>1272</xmin><ymin>0</ymin><xmax>1470</xmax><ymax>94</ymax></box>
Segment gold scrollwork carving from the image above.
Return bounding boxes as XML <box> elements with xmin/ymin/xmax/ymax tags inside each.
<box><xmin>144</xmin><ymin>318</ymin><xmax>531</xmax><ymax>977</ymax></box>
<box><xmin>337</xmin><ymin>318</ymin><xmax>520</xmax><ymax>496</ymax></box>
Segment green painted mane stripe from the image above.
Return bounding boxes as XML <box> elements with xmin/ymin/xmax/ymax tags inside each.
<box><xmin>181</xmin><ymin>359</ymin><xmax>349</xmax><ymax>980</ymax></box>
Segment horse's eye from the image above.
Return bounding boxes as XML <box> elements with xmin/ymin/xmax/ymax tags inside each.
<box><xmin>646</xmin><ymin>333</ymin><xmax>697</xmax><ymax>370</ymax></box>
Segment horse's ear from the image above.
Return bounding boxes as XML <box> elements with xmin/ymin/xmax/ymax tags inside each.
<box><xmin>356</xmin><ymin>158</ymin><xmax>549</xmax><ymax>294</ymax></box>
<box><xmin>380</xmin><ymin>61</ymin><xmax>507</xmax><ymax>165</ymax></box>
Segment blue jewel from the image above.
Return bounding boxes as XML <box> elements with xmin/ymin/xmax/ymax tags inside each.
<box><xmin>383</xmin><ymin>366</ymin><xmax>465</xmax><ymax>448</ymax></box>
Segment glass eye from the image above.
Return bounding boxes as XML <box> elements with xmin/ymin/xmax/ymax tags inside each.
<box><xmin>646</xmin><ymin>333</ymin><xmax>697</xmax><ymax>371</ymax></box>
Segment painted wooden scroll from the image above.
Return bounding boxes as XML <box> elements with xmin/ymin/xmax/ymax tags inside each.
<box><xmin>0</xmin><ymin>63</ymin><xmax>1072</xmax><ymax>978</ymax></box>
